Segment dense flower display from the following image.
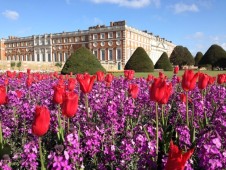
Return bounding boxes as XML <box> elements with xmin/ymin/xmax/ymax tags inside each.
<box><xmin>0</xmin><ymin>70</ymin><xmax>225</xmax><ymax>169</ymax></box>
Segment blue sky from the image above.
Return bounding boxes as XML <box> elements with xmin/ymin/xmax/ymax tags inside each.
<box><xmin>0</xmin><ymin>0</ymin><xmax>226</xmax><ymax>55</ymax></box>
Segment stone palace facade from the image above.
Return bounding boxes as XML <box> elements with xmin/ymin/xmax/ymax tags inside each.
<box><xmin>0</xmin><ymin>20</ymin><xmax>176</xmax><ymax>71</ymax></box>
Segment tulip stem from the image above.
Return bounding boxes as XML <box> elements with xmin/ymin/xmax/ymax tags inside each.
<box><xmin>85</xmin><ymin>94</ymin><xmax>89</xmax><ymax>119</ymax></box>
<box><xmin>155</xmin><ymin>102</ymin><xmax>159</xmax><ymax>161</ymax></box>
<box><xmin>0</xmin><ymin>121</ymin><xmax>3</xmax><ymax>145</ymax></box>
<box><xmin>68</xmin><ymin>118</ymin><xmax>70</xmax><ymax>134</ymax></box>
<box><xmin>161</xmin><ymin>104</ymin><xmax>165</xmax><ymax>128</ymax></box>
<box><xmin>186</xmin><ymin>91</ymin><xmax>189</xmax><ymax>127</ymax></box>
<box><xmin>38</xmin><ymin>137</ymin><xmax>46</xmax><ymax>170</ymax></box>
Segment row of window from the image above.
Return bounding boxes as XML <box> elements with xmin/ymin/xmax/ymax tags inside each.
<box><xmin>6</xmin><ymin>42</ymin><xmax>33</xmax><ymax>48</ymax></box>
<box><xmin>93</xmin><ymin>49</ymin><xmax>121</xmax><ymax>61</ymax></box>
<box><xmin>93</xmin><ymin>32</ymin><xmax>121</xmax><ymax>40</ymax></box>
<box><xmin>6</xmin><ymin>53</ymin><xmax>69</xmax><ymax>62</ymax></box>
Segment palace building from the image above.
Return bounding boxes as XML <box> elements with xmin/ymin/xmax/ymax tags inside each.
<box><xmin>0</xmin><ymin>20</ymin><xmax>176</xmax><ymax>71</ymax></box>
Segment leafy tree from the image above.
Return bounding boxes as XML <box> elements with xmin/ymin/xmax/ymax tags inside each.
<box><xmin>125</xmin><ymin>47</ymin><xmax>154</xmax><ymax>72</ymax></box>
<box><xmin>61</xmin><ymin>47</ymin><xmax>106</xmax><ymax>74</ymax></box>
<box><xmin>169</xmin><ymin>46</ymin><xmax>195</xmax><ymax>67</ymax></box>
<box><xmin>154</xmin><ymin>52</ymin><xmax>173</xmax><ymax>71</ymax></box>
<box><xmin>199</xmin><ymin>44</ymin><xmax>226</xmax><ymax>69</ymax></box>
<box><xmin>194</xmin><ymin>52</ymin><xmax>203</xmax><ymax>66</ymax></box>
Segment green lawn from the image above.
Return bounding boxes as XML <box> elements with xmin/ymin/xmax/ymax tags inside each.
<box><xmin>112</xmin><ymin>70</ymin><xmax>226</xmax><ymax>78</ymax></box>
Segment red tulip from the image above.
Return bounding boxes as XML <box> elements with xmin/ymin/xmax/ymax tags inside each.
<box><xmin>182</xmin><ymin>70</ymin><xmax>199</xmax><ymax>91</ymax></box>
<box><xmin>96</xmin><ymin>71</ymin><xmax>105</xmax><ymax>82</ymax></box>
<box><xmin>15</xmin><ymin>90</ymin><xmax>23</xmax><ymax>99</ymax></box>
<box><xmin>217</xmin><ymin>74</ymin><xmax>225</xmax><ymax>84</ymax></box>
<box><xmin>6</xmin><ymin>71</ymin><xmax>13</xmax><ymax>78</ymax></box>
<box><xmin>208</xmin><ymin>76</ymin><xmax>216</xmax><ymax>85</ymax></box>
<box><xmin>165</xmin><ymin>140</ymin><xmax>194</xmax><ymax>170</ymax></box>
<box><xmin>18</xmin><ymin>72</ymin><xmax>23</xmax><ymax>79</ymax></box>
<box><xmin>174</xmin><ymin>66</ymin><xmax>179</xmax><ymax>74</ymax></box>
<box><xmin>77</xmin><ymin>73</ymin><xmax>96</xmax><ymax>94</ymax></box>
<box><xmin>146</xmin><ymin>74</ymin><xmax>154</xmax><ymax>82</ymax></box>
<box><xmin>27</xmin><ymin>69</ymin><xmax>31</xmax><ymax>74</ymax></box>
<box><xmin>150</xmin><ymin>78</ymin><xmax>167</xmax><ymax>103</ymax></box>
<box><xmin>198</xmin><ymin>73</ymin><xmax>209</xmax><ymax>89</ymax></box>
<box><xmin>177</xmin><ymin>76</ymin><xmax>181</xmax><ymax>83</ymax></box>
<box><xmin>4</xmin><ymin>78</ymin><xmax>9</xmax><ymax>86</ymax></box>
<box><xmin>26</xmin><ymin>74</ymin><xmax>33</xmax><ymax>87</ymax></box>
<box><xmin>70</xmin><ymin>72</ymin><xmax>73</xmax><ymax>77</ymax></box>
<box><xmin>105</xmin><ymin>73</ymin><xmax>114</xmax><ymax>87</ymax></box>
<box><xmin>61</xmin><ymin>91</ymin><xmax>79</xmax><ymax>118</ymax></box>
<box><xmin>159</xmin><ymin>83</ymin><xmax>172</xmax><ymax>104</ymax></box>
<box><xmin>128</xmin><ymin>84</ymin><xmax>139</xmax><ymax>99</ymax></box>
<box><xmin>0</xmin><ymin>85</ymin><xmax>7</xmax><ymax>105</ymax></box>
<box><xmin>53</xmin><ymin>84</ymin><xmax>65</xmax><ymax>104</ymax></box>
<box><xmin>32</xmin><ymin>105</ymin><xmax>50</xmax><ymax>137</ymax></box>
<box><xmin>124</xmin><ymin>70</ymin><xmax>135</xmax><ymax>80</ymax></box>
<box><xmin>180</xmin><ymin>93</ymin><xmax>187</xmax><ymax>103</ymax></box>
<box><xmin>68</xmin><ymin>78</ymin><xmax>76</xmax><ymax>91</ymax></box>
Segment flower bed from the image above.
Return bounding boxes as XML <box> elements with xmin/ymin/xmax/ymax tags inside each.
<box><xmin>0</xmin><ymin>69</ymin><xmax>225</xmax><ymax>170</ymax></box>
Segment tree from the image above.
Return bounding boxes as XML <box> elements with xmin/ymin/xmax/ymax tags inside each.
<box><xmin>154</xmin><ymin>52</ymin><xmax>173</xmax><ymax>71</ymax></box>
<box><xmin>125</xmin><ymin>47</ymin><xmax>154</xmax><ymax>72</ymax></box>
<box><xmin>169</xmin><ymin>46</ymin><xmax>195</xmax><ymax>67</ymax></box>
<box><xmin>61</xmin><ymin>47</ymin><xmax>106</xmax><ymax>74</ymax></box>
<box><xmin>194</xmin><ymin>52</ymin><xmax>203</xmax><ymax>66</ymax></box>
<box><xmin>199</xmin><ymin>44</ymin><xmax>226</xmax><ymax>69</ymax></box>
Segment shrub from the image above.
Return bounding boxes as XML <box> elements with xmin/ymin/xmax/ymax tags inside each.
<box><xmin>194</xmin><ymin>52</ymin><xmax>203</xmax><ymax>66</ymax></box>
<box><xmin>154</xmin><ymin>52</ymin><xmax>173</xmax><ymax>71</ymax></box>
<box><xmin>61</xmin><ymin>47</ymin><xmax>106</xmax><ymax>74</ymax></box>
<box><xmin>124</xmin><ymin>47</ymin><xmax>154</xmax><ymax>72</ymax></box>
<box><xmin>55</xmin><ymin>62</ymin><xmax>63</xmax><ymax>68</ymax></box>
<box><xmin>199</xmin><ymin>44</ymin><xmax>226</xmax><ymax>69</ymax></box>
<box><xmin>170</xmin><ymin>46</ymin><xmax>194</xmax><ymax>67</ymax></box>
<box><xmin>17</xmin><ymin>61</ymin><xmax>22</xmax><ymax>68</ymax></box>
<box><xmin>10</xmin><ymin>62</ymin><xmax>16</xmax><ymax>68</ymax></box>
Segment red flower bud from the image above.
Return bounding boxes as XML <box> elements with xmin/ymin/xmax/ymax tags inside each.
<box><xmin>0</xmin><ymin>85</ymin><xmax>7</xmax><ymax>105</ymax></box>
<box><xmin>68</xmin><ymin>78</ymin><xmax>77</xmax><ymax>91</ymax></box>
<box><xmin>174</xmin><ymin>66</ymin><xmax>179</xmax><ymax>74</ymax></box>
<box><xmin>53</xmin><ymin>84</ymin><xmax>65</xmax><ymax>104</ymax></box>
<box><xmin>61</xmin><ymin>91</ymin><xmax>79</xmax><ymax>118</ymax></box>
<box><xmin>182</xmin><ymin>70</ymin><xmax>199</xmax><ymax>91</ymax></box>
<box><xmin>217</xmin><ymin>74</ymin><xmax>225</xmax><ymax>84</ymax></box>
<box><xmin>208</xmin><ymin>76</ymin><xmax>216</xmax><ymax>85</ymax></box>
<box><xmin>198</xmin><ymin>73</ymin><xmax>209</xmax><ymax>89</ymax></box>
<box><xmin>124</xmin><ymin>70</ymin><xmax>135</xmax><ymax>80</ymax></box>
<box><xmin>128</xmin><ymin>84</ymin><xmax>139</xmax><ymax>99</ymax></box>
<box><xmin>105</xmin><ymin>73</ymin><xmax>114</xmax><ymax>87</ymax></box>
<box><xmin>32</xmin><ymin>105</ymin><xmax>50</xmax><ymax>137</ymax></box>
<box><xmin>150</xmin><ymin>78</ymin><xmax>167</xmax><ymax>103</ymax></box>
<box><xmin>146</xmin><ymin>74</ymin><xmax>154</xmax><ymax>82</ymax></box>
<box><xmin>96</xmin><ymin>71</ymin><xmax>105</xmax><ymax>82</ymax></box>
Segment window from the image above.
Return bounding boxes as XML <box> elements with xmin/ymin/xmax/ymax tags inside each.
<box><xmin>59</xmin><ymin>53</ymin><xmax>63</xmax><ymax>61</ymax></box>
<box><xmin>116</xmin><ymin>32</ymin><xmax>121</xmax><ymax>38</ymax></box>
<box><xmin>116</xmin><ymin>49</ymin><xmax>121</xmax><ymax>60</ymax></box>
<box><xmin>93</xmin><ymin>34</ymin><xmax>98</xmax><ymax>40</ymax></box>
<box><xmin>58</xmin><ymin>39</ymin><xmax>61</xmax><ymax>43</ymax></box>
<box><xmin>64</xmin><ymin>53</ymin><xmax>68</xmax><ymax>61</ymax></box>
<box><xmin>93</xmin><ymin>50</ymin><xmax>98</xmax><ymax>58</ymax></box>
<box><xmin>100</xmin><ymin>33</ymin><xmax>105</xmax><ymax>39</ymax></box>
<box><xmin>7</xmin><ymin>56</ymin><xmax>10</xmax><ymax>60</ymax></box>
<box><xmin>108</xmin><ymin>49</ymin><xmax>113</xmax><ymax>61</ymax></box>
<box><xmin>54</xmin><ymin>53</ymin><xmax>57</xmax><ymax>62</ymax></box>
<box><xmin>81</xmin><ymin>36</ymin><xmax>85</xmax><ymax>41</ymax></box>
<box><xmin>43</xmin><ymin>54</ymin><xmax>46</xmax><ymax>62</ymax></box>
<box><xmin>48</xmin><ymin>54</ymin><xmax>51</xmax><ymax>62</ymax></box>
<box><xmin>64</xmin><ymin>38</ymin><xmax>68</xmax><ymax>43</ymax></box>
<box><xmin>37</xmin><ymin>54</ymin><xmax>40</xmax><ymax>62</ymax></box>
<box><xmin>108</xmin><ymin>32</ymin><xmax>113</xmax><ymax>39</ymax></box>
<box><xmin>53</xmin><ymin>39</ymin><xmax>56</xmax><ymax>44</ymax></box>
<box><xmin>101</xmin><ymin>49</ymin><xmax>105</xmax><ymax>60</ymax></box>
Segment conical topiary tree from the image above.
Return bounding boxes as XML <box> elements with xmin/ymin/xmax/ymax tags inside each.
<box><xmin>199</xmin><ymin>44</ymin><xmax>226</xmax><ymax>69</ymax></box>
<box><xmin>194</xmin><ymin>52</ymin><xmax>203</xmax><ymax>66</ymax></box>
<box><xmin>124</xmin><ymin>47</ymin><xmax>154</xmax><ymax>72</ymax></box>
<box><xmin>61</xmin><ymin>47</ymin><xmax>106</xmax><ymax>74</ymax></box>
<box><xmin>154</xmin><ymin>52</ymin><xmax>173</xmax><ymax>71</ymax></box>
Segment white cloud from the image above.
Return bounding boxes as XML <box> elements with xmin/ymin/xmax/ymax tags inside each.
<box><xmin>171</xmin><ymin>3</ymin><xmax>199</xmax><ymax>14</ymax></box>
<box><xmin>89</xmin><ymin>0</ymin><xmax>160</xmax><ymax>8</ymax></box>
<box><xmin>2</xmin><ymin>10</ymin><xmax>19</xmax><ymax>20</ymax></box>
<box><xmin>186</xmin><ymin>32</ymin><xmax>204</xmax><ymax>40</ymax></box>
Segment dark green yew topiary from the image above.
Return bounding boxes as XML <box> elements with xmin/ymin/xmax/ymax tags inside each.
<box><xmin>61</xmin><ymin>47</ymin><xmax>106</xmax><ymax>75</ymax></box>
<box><xmin>154</xmin><ymin>52</ymin><xmax>173</xmax><ymax>71</ymax></box>
<box><xmin>124</xmin><ymin>47</ymin><xmax>154</xmax><ymax>72</ymax></box>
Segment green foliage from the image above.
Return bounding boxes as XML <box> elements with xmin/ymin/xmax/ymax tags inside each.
<box><xmin>16</xmin><ymin>61</ymin><xmax>22</xmax><ymax>68</ymax></box>
<box><xmin>55</xmin><ymin>62</ymin><xmax>63</xmax><ymax>68</ymax></box>
<box><xmin>199</xmin><ymin>44</ymin><xmax>226</xmax><ymax>69</ymax></box>
<box><xmin>154</xmin><ymin>52</ymin><xmax>173</xmax><ymax>71</ymax></box>
<box><xmin>169</xmin><ymin>46</ymin><xmax>195</xmax><ymax>67</ymax></box>
<box><xmin>61</xmin><ymin>47</ymin><xmax>106</xmax><ymax>74</ymax></box>
<box><xmin>124</xmin><ymin>47</ymin><xmax>154</xmax><ymax>72</ymax></box>
<box><xmin>10</xmin><ymin>62</ymin><xmax>16</xmax><ymax>68</ymax></box>
<box><xmin>194</xmin><ymin>52</ymin><xmax>203</xmax><ymax>66</ymax></box>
